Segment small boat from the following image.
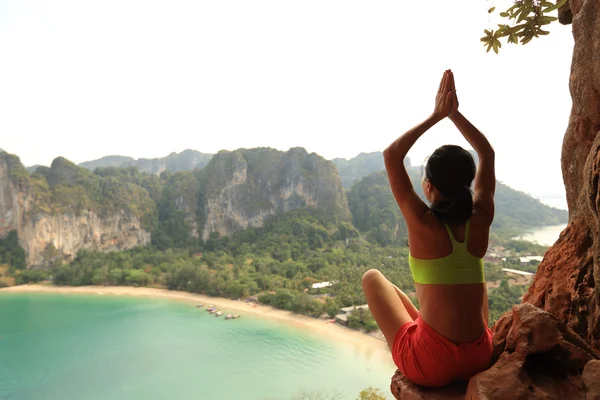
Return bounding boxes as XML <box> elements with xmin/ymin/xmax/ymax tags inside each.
<box><xmin>233</xmin><ymin>314</ymin><xmax>240</xmax><ymax>319</ymax></box>
<box><xmin>215</xmin><ymin>311</ymin><xmax>223</xmax><ymax>317</ymax></box>
<box><xmin>196</xmin><ymin>304</ymin><xmax>204</xmax><ymax>308</ymax></box>
<box><xmin>225</xmin><ymin>314</ymin><xmax>233</xmax><ymax>320</ymax></box>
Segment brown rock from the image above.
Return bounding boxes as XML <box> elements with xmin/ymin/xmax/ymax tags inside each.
<box><xmin>390</xmin><ymin>372</ymin><xmax>466</xmax><ymax>400</ymax></box>
<box><xmin>582</xmin><ymin>360</ymin><xmax>600</xmax><ymax>399</ymax></box>
<box><xmin>468</xmin><ymin>304</ymin><xmax>595</xmax><ymax>399</ymax></box>
<box><xmin>523</xmin><ymin>0</ymin><xmax>600</xmax><ymax>353</ymax></box>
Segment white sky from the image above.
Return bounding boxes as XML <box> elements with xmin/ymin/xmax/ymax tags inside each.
<box><xmin>0</xmin><ymin>0</ymin><xmax>573</xmax><ymax>203</ymax></box>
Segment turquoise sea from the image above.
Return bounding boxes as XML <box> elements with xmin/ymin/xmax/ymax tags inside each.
<box><xmin>0</xmin><ymin>293</ymin><xmax>394</xmax><ymax>400</ymax></box>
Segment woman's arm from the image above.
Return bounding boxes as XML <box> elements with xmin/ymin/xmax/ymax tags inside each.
<box><xmin>448</xmin><ymin>73</ymin><xmax>495</xmax><ymax>223</ymax></box>
<box><xmin>383</xmin><ymin>116</ymin><xmax>438</xmax><ymax>225</ymax></box>
<box><xmin>384</xmin><ymin>70</ymin><xmax>455</xmax><ymax>226</ymax></box>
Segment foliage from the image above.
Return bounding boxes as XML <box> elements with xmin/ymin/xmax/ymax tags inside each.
<box><xmin>498</xmin><ymin>239</ymin><xmax>549</xmax><ymax>255</ymax></box>
<box><xmin>2</xmin><ymin>153</ymin><xmax>30</xmax><ymax>186</ymax></box>
<box><xmin>348</xmin><ymin>172</ymin><xmax>407</xmax><ymax>246</ymax></box>
<box><xmin>487</xmin><ymin>279</ymin><xmax>529</xmax><ymax>325</ymax></box>
<box><xmin>153</xmin><ymin>171</ymin><xmax>201</xmax><ymax>250</ymax></box>
<box><xmin>357</xmin><ymin>387</ymin><xmax>386</xmax><ymax>400</ymax></box>
<box><xmin>332</xmin><ymin>152</ymin><xmax>389</xmax><ymax>189</ymax></box>
<box><xmin>263</xmin><ymin>388</ymin><xmax>343</xmax><ymax>400</ymax></box>
<box><xmin>347</xmin><ymin>308</ymin><xmax>379</xmax><ymax>332</ymax></box>
<box><xmin>15</xmin><ymin>269</ymin><xmax>49</xmax><ymax>285</ymax></box>
<box><xmin>0</xmin><ymin>231</ymin><xmax>26</xmax><ymax>270</ymax></box>
<box><xmin>23</xmin><ymin>157</ymin><xmax>158</xmax><ymax>227</ymax></box>
<box><xmin>482</xmin><ymin>0</ymin><xmax>567</xmax><ymax>53</ymax></box>
<box><xmin>484</xmin><ymin>263</ymin><xmax>505</xmax><ymax>283</ymax></box>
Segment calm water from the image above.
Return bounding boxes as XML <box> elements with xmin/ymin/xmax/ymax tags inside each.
<box><xmin>0</xmin><ymin>293</ymin><xmax>394</xmax><ymax>400</ymax></box>
<box><xmin>515</xmin><ymin>223</ymin><xmax>567</xmax><ymax>246</ymax></box>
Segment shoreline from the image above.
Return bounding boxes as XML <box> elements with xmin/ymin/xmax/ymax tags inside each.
<box><xmin>0</xmin><ymin>284</ymin><xmax>394</xmax><ymax>367</ymax></box>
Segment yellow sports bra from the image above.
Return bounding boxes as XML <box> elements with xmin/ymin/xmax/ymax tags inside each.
<box><xmin>408</xmin><ymin>220</ymin><xmax>485</xmax><ymax>285</ymax></box>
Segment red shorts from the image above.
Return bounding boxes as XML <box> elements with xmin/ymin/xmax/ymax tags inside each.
<box><xmin>392</xmin><ymin>316</ymin><xmax>493</xmax><ymax>388</ymax></box>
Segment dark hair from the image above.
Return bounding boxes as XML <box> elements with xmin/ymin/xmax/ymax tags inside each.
<box><xmin>424</xmin><ymin>145</ymin><xmax>476</xmax><ymax>225</ymax></box>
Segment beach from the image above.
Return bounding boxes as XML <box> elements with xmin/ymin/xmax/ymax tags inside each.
<box><xmin>1</xmin><ymin>284</ymin><xmax>393</xmax><ymax>367</ymax></box>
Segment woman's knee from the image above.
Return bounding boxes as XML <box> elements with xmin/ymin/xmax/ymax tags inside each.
<box><xmin>362</xmin><ymin>269</ymin><xmax>384</xmax><ymax>288</ymax></box>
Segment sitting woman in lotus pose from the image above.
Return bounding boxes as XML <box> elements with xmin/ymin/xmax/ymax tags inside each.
<box><xmin>362</xmin><ymin>70</ymin><xmax>495</xmax><ymax>387</ymax></box>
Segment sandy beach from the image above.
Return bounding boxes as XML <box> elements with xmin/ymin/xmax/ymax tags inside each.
<box><xmin>1</xmin><ymin>284</ymin><xmax>394</xmax><ymax>367</ymax></box>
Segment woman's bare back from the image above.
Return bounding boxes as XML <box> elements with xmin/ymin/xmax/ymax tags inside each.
<box><xmin>409</xmin><ymin>209</ymin><xmax>490</xmax><ymax>343</ymax></box>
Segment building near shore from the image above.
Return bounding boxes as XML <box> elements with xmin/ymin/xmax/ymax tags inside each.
<box><xmin>334</xmin><ymin>304</ymin><xmax>369</xmax><ymax>326</ymax></box>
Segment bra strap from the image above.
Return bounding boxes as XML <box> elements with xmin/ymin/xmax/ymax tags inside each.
<box><xmin>443</xmin><ymin>223</ymin><xmax>456</xmax><ymax>242</ymax></box>
<box><xmin>445</xmin><ymin>221</ymin><xmax>470</xmax><ymax>243</ymax></box>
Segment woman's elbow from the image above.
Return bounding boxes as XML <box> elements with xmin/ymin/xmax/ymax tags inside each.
<box><xmin>383</xmin><ymin>147</ymin><xmax>392</xmax><ymax>161</ymax></box>
<box><xmin>383</xmin><ymin>148</ymin><xmax>406</xmax><ymax>167</ymax></box>
<box><xmin>480</xmin><ymin>147</ymin><xmax>495</xmax><ymax>161</ymax></box>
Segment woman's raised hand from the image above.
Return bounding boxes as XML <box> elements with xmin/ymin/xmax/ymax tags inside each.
<box><xmin>433</xmin><ymin>70</ymin><xmax>456</xmax><ymax>121</ymax></box>
<box><xmin>448</xmin><ymin>71</ymin><xmax>459</xmax><ymax>118</ymax></box>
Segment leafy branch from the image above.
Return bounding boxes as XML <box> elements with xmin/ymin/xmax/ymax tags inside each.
<box><xmin>481</xmin><ymin>0</ymin><xmax>567</xmax><ymax>53</ymax></box>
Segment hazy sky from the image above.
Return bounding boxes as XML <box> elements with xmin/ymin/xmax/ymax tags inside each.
<box><xmin>0</xmin><ymin>0</ymin><xmax>573</xmax><ymax>203</ymax></box>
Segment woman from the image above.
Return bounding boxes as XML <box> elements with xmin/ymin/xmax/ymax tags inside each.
<box><xmin>362</xmin><ymin>70</ymin><xmax>495</xmax><ymax>387</ymax></box>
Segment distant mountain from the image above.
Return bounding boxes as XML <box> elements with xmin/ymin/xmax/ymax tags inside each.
<box><xmin>26</xmin><ymin>165</ymin><xmax>44</xmax><ymax>174</ymax></box>
<box><xmin>79</xmin><ymin>150</ymin><xmax>213</xmax><ymax>175</ymax></box>
<box><xmin>0</xmin><ymin>148</ymin><xmax>4</xmax><ymax>153</ymax></box>
<box><xmin>79</xmin><ymin>155</ymin><xmax>135</xmax><ymax>170</ymax></box>
<box><xmin>332</xmin><ymin>152</ymin><xmax>410</xmax><ymax>189</ymax></box>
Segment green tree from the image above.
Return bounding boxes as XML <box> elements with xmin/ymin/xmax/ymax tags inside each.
<box><xmin>482</xmin><ymin>0</ymin><xmax>567</xmax><ymax>53</ymax></box>
<box><xmin>357</xmin><ymin>387</ymin><xmax>386</xmax><ymax>400</ymax></box>
<box><xmin>0</xmin><ymin>231</ymin><xmax>26</xmax><ymax>269</ymax></box>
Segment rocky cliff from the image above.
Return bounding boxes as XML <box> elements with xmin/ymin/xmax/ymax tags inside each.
<box><xmin>197</xmin><ymin>147</ymin><xmax>350</xmax><ymax>240</ymax></box>
<box><xmin>523</xmin><ymin>0</ymin><xmax>600</xmax><ymax>352</ymax></box>
<box><xmin>0</xmin><ymin>153</ymin><xmax>152</xmax><ymax>266</ymax></box>
<box><xmin>0</xmin><ymin>153</ymin><xmax>28</xmax><ymax>237</ymax></box>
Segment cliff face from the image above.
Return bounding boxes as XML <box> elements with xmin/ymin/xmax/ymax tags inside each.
<box><xmin>0</xmin><ymin>153</ymin><xmax>152</xmax><ymax>267</ymax></box>
<box><xmin>19</xmin><ymin>211</ymin><xmax>150</xmax><ymax>266</ymax></box>
<box><xmin>523</xmin><ymin>0</ymin><xmax>600</xmax><ymax>352</ymax></box>
<box><xmin>198</xmin><ymin>147</ymin><xmax>350</xmax><ymax>240</ymax></box>
<box><xmin>0</xmin><ymin>155</ymin><xmax>28</xmax><ymax>237</ymax></box>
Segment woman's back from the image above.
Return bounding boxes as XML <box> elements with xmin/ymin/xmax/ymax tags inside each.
<box><xmin>409</xmin><ymin>210</ymin><xmax>489</xmax><ymax>343</ymax></box>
